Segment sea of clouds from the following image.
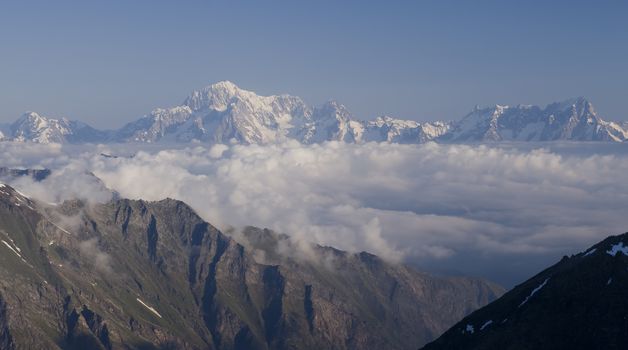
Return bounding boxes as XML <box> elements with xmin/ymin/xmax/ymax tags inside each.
<box><xmin>1</xmin><ymin>140</ymin><xmax>627</xmax><ymax>287</ymax></box>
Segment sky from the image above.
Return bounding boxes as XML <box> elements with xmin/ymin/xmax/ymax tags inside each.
<box><xmin>0</xmin><ymin>0</ymin><xmax>627</xmax><ymax>128</ymax></box>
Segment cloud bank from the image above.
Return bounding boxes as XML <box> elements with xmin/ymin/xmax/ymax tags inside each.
<box><xmin>2</xmin><ymin>141</ymin><xmax>628</xmax><ymax>287</ymax></box>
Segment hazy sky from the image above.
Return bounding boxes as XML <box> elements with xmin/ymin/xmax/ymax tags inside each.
<box><xmin>1</xmin><ymin>0</ymin><xmax>627</xmax><ymax>128</ymax></box>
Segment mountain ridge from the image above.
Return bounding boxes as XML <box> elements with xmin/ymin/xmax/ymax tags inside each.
<box><xmin>1</xmin><ymin>81</ymin><xmax>626</xmax><ymax>144</ymax></box>
<box><xmin>0</xmin><ymin>181</ymin><xmax>503</xmax><ymax>349</ymax></box>
<box><xmin>420</xmin><ymin>231</ymin><xmax>628</xmax><ymax>350</ymax></box>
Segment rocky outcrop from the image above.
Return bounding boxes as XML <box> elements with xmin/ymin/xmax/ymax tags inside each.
<box><xmin>0</xmin><ymin>167</ymin><xmax>51</xmax><ymax>182</ymax></box>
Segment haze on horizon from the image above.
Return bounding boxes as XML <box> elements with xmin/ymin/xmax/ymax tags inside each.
<box><xmin>1</xmin><ymin>0</ymin><xmax>627</xmax><ymax>129</ymax></box>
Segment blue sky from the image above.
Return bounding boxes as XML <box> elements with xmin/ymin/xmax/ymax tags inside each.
<box><xmin>0</xmin><ymin>0</ymin><xmax>626</xmax><ymax>128</ymax></box>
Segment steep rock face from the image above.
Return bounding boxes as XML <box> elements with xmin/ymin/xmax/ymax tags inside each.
<box><xmin>0</xmin><ymin>183</ymin><xmax>502</xmax><ymax>349</ymax></box>
<box><xmin>421</xmin><ymin>232</ymin><xmax>628</xmax><ymax>350</ymax></box>
<box><xmin>238</xmin><ymin>227</ymin><xmax>504</xmax><ymax>350</ymax></box>
<box><xmin>0</xmin><ymin>184</ymin><xmax>72</xmax><ymax>349</ymax></box>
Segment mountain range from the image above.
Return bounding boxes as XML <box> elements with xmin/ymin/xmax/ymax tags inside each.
<box><xmin>421</xmin><ymin>231</ymin><xmax>628</xmax><ymax>349</ymax></box>
<box><xmin>0</xmin><ymin>175</ymin><xmax>503</xmax><ymax>350</ymax></box>
<box><xmin>1</xmin><ymin>81</ymin><xmax>626</xmax><ymax>144</ymax></box>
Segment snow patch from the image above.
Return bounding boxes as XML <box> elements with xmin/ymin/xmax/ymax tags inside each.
<box><xmin>480</xmin><ymin>320</ymin><xmax>493</xmax><ymax>331</ymax></box>
<box><xmin>48</xmin><ymin>221</ymin><xmax>73</xmax><ymax>235</ymax></box>
<box><xmin>13</xmin><ymin>188</ymin><xmax>29</xmax><ymax>199</ymax></box>
<box><xmin>1</xmin><ymin>240</ymin><xmax>22</xmax><ymax>258</ymax></box>
<box><xmin>519</xmin><ymin>278</ymin><xmax>550</xmax><ymax>307</ymax></box>
<box><xmin>1</xmin><ymin>239</ymin><xmax>28</xmax><ymax>264</ymax></box>
<box><xmin>583</xmin><ymin>248</ymin><xmax>596</xmax><ymax>257</ymax></box>
<box><xmin>607</xmin><ymin>242</ymin><xmax>628</xmax><ymax>256</ymax></box>
<box><xmin>136</xmin><ymin>298</ymin><xmax>163</xmax><ymax>318</ymax></box>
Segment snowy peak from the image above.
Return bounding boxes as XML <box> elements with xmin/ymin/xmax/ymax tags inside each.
<box><xmin>12</xmin><ymin>111</ymin><xmax>60</xmax><ymax>131</ymax></box>
<box><xmin>115</xmin><ymin>106</ymin><xmax>193</xmax><ymax>143</ymax></box>
<box><xmin>10</xmin><ymin>111</ymin><xmax>74</xmax><ymax>143</ymax></box>
<box><xmin>314</xmin><ymin>100</ymin><xmax>353</xmax><ymax>121</ymax></box>
<box><xmin>161</xmin><ymin>81</ymin><xmax>314</xmax><ymax>144</ymax></box>
<box><xmin>548</xmin><ymin>96</ymin><xmax>594</xmax><ymax>114</ymax></box>
<box><xmin>184</xmin><ymin>80</ymin><xmax>248</xmax><ymax>111</ymax></box>
<box><xmin>181</xmin><ymin>80</ymin><xmax>297</xmax><ymax>115</ymax></box>
<box><xmin>8</xmin><ymin>111</ymin><xmax>106</xmax><ymax>144</ymax></box>
<box><xmin>363</xmin><ymin>116</ymin><xmax>449</xmax><ymax>143</ymax></box>
<box><xmin>444</xmin><ymin>97</ymin><xmax>627</xmax><ymax>142</ymax></box>
<box><xmin>299</xmin><ymin>100</ymin><xmax>362</xmax><ymax>143</ymax></box>
<box><xmin>545</xmin><ymin>97</ymin><xmax>599</xmax><ymax>126</ymax></box>
<box><xmin>2</xmin><ymin>84</ymin><xmax>626</xmax><ymax>145</ymax></box>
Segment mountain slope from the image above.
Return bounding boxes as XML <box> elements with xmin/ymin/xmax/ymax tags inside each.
<box><xmin>0</xmin><ymin>183</ymin><xmax>502</xmax><ymax>349</ymax></box>
<box><xmin>421</xmin><ymin>231</ymin><xmax>628</xmax><ymax>350</ymax></box>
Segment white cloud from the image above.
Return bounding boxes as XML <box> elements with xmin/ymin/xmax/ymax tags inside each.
<box><xmin>79</xmin><ymin>237</ymin><xmax>114</xmax><ymax>274</ymax></box>
<box><xmin>2</xmin><ymin>141</ymin><xmax>628</xmax><ymax>286</ymax></box>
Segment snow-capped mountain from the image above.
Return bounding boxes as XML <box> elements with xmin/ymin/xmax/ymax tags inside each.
<box><xmin>10</xmin><ymin>112</ymin><xmax>73</xmax><ymax>143</ymax></box>
<box><xmin>7</xmin><ymin>112</ymin><xmax>106</xmax><ymax>144</ymax></box>
<box><xmin>112</xmin><ymin>81</ymin><xmax>449</xmax><ymax>145</ymax></box>
<box><xmin>364</xmin><ymin>116</ymin><xmax>450</xmax><ymax>143</ymax></box>
<box><xmin>300</xmin><ymin>100</ymin><xmax>362</xmax><ymax>143</ymax></box>
<box><xmin>0</xmin><ymin>82</ymin><xmax>626</xmax><ymax>144</ymax></box>
<box><xmin>115</xmin><ymin>81</ymin><xmax>312</xmax><ymax>144</ymax></box>
<box><xmin>442</xmin><ymin>97</ymin><xmax>628</xmax><ymax>142</ymax></box>
<box><xmin>113</xmin><ymin>106</ymin><xmax>194</xmax><ymax>143</ymax></box>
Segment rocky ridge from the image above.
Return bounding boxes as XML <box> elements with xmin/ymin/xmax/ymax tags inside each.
<box><xmin>0</xmin><ymin>182</ymin><xmax>502</xmax><ymax>349</ymax></box>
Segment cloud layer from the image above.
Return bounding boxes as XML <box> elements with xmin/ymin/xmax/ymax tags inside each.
<box><xmin>2</xmin><ymin>141</ymin><xmax>628</xmax><ymax>287</ymax></box>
